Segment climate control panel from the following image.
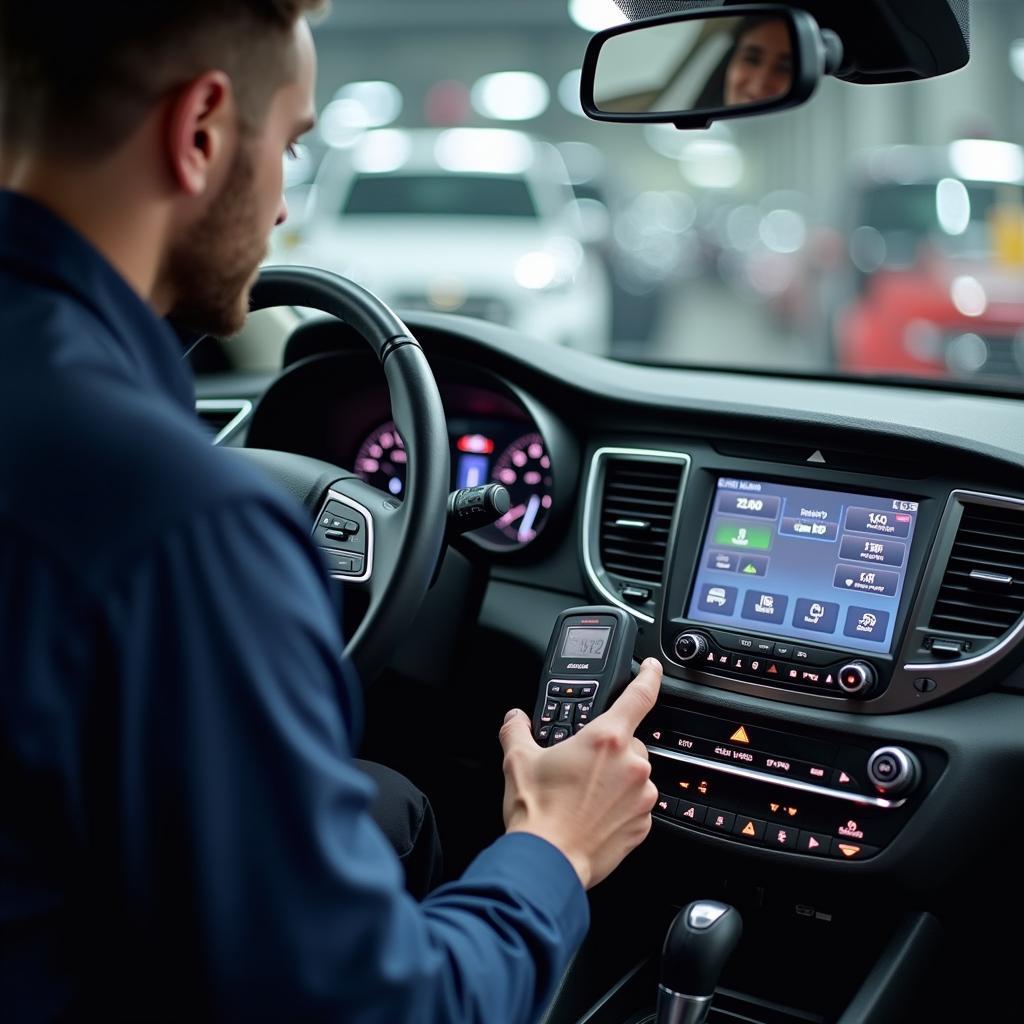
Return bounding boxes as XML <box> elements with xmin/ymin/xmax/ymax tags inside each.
<box><xmin>670</xmin><ymin>627</ymin><xmax>888</xmax><ymax>701</ymax></box>
<box><xmin>640</xmin><ymin>703</ymin><xmax>941</xmax><ymax>861</ymax></box>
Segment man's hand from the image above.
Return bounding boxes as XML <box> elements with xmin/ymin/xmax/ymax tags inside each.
<box><xmin>499</xmin><ymin>658</ymin><xmax>663</xmax><ymax>890</ymax></box>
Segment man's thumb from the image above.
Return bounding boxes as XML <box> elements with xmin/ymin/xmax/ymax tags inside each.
<box><xmin>499</xmin><ymin>708</ymin><xmax>534</xmax><ymax>751</ymax></box>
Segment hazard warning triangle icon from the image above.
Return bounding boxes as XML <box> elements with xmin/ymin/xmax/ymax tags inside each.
<box><xmin>730</xmin><ymin>726</ymin><xmax>750</xmax><ymax>744</ymax></box>
<box><xmin>742</xmin><ymin>821</ymin><xmax>756</xmax><ymax>837</ymax></box>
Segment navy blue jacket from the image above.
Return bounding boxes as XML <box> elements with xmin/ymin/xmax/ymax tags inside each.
<box><xmin>0</xmin><ymin>191</ymin><xmax>588</xmax><ymax>1022</ymax></box>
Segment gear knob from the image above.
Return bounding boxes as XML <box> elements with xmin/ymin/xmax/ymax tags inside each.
<box><xmin>656</xmin><ymin>901</ymin><xmax>742</xmax><ymax>1024</ymax></box>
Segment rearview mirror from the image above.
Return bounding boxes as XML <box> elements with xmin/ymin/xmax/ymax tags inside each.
<box><xmin>581</xmin><ymin>5</ymin><xmax>841</xmax><ymax>130</ymax></box>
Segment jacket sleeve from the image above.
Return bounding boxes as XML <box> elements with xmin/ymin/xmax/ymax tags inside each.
<box><xmin>100</xmin><ymin>494</ymin><xmax>589</xmax><ymax>1023</ymax></box>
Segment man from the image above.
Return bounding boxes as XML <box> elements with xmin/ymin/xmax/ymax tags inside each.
<box><xmin>0</xmin><ymin>3</ymin><xmax>663</xmax><ymax>1021</ymax></box>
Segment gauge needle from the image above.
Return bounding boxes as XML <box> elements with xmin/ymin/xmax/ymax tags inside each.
<box><xmin>496</xmin><ymin>503</ymin><xmax>526</xmax><ymax>529</ymax></box>
<box><xmin>518</xmin><ymin>494</ymin><xmax>542</xmax><ymax>542</ymax></box>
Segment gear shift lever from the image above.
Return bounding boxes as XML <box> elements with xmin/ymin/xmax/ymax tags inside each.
<box><xmin>656</xmin><ymin>901</ymin><xmax>742</xmax><ymax>1024</ymax></box>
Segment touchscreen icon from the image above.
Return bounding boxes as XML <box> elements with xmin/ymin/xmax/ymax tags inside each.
<box><xmin>698</xmin><ymin>583</ymin><xmax>737</xmax><ymax>616</ymax></box>
<box><xmin>793</xmin><ymin>599</ymin><xmax>839</xmax><ymax>634</ymax></box>
<box><xmin>843</xmin><ymin>606</ymin><xmax>889</xmax><ymax>642</ymax></box>
<box><xmin>741</xmin><ymin>590</ymin><xmax>787</xmax><ymax>625</ymax></box>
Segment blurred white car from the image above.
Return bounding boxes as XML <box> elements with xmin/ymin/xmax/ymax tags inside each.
<box><xmin>273</xmin><ymin>128</ymin><xmax>612</xmax><ymax>355</ymax></box>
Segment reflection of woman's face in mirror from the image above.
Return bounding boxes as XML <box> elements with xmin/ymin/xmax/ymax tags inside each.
<box><xmin>724</xmin><ymin>19</ymin><xmax>793</xmax><ymax>106</ymax></box>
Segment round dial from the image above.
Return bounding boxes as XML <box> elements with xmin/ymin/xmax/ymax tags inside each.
<box><xmin>354</xmin><ymin>421</ymin><xmax>407</xmax><ymax>497</ymax></box>
<box><xmin>490</xmin><ymin>432</ymin><xmax>553</xmax><ymax>544</ymax></box>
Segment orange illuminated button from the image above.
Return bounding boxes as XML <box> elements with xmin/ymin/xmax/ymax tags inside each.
<box><xmin>706</xmin><ymin>809</ymin><xmax>735</xmax><ymax>834</ymax></box>
<box><xmin>798</xmin><ymin>831</ymin><xmax>831</xmax><ymax>856</ymax></box>
<box><xmin>673</xmin><ymin>801</ymin><xmax>708</xmax><ymax>826</ymax></box>
<box><xmin>829</xmin><ymin>838</ymin><xmax>880</xmax><ymax>860</ymax></box>
<box><xmin>765</xmin><ymin>825</ymin><xmax>797</xmax><ymax>850</ymax></box>
<box><xmin>732</xmin><ymin>817</ymin><xmax>766</xmax><ymax>842</ymax></box>
<box><xmin>730</xmin><ymin>726</ymin><xmax>751</xmax><ymax>744</ymax></box>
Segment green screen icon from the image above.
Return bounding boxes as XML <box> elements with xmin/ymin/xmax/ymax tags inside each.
<box><xmin>713</xmin><ymin>521</ymin><xmax>773</xmax><ymax>551</ymax></box>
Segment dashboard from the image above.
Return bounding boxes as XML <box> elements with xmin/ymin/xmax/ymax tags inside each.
<box><xmin>226</xmin><ymin>307</ymin><xmax>1024</xmax><ymax>897</ymax></box>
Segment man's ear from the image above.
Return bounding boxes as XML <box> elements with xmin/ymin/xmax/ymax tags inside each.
<box><xmin>164</xmin><ymin>71</ymin><xmax>236</xmax><ymax>197</ymax></box>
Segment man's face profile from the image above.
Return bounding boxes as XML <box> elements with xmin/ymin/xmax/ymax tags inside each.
<box><xmin>167</xmin><ymin>20</ymin><xmax>317</xmax><ymax>338</ymax></box>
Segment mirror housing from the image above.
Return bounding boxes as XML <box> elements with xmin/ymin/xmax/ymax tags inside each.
<box><xmin>580</xmin><ymin>4</ymin><xmax>842</xmax><ymax>130</ymax></box>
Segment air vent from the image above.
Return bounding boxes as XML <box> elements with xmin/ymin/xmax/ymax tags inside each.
<box><xmin>598</xmin><ymin>457</ymin><xmax>684</xmax><ymax>585</ymax></box>
<box><xmin>196</xmin><ymin>400</ymin><xmax>252</xmax><ymax>444</ymax></box>
<box><xmin>929</xmin><ymin>502</ymin><xmax>1024</xmax><ymax>638</ymax></box>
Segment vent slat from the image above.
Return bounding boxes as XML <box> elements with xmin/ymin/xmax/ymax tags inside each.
<box><xmin>598</xmin><ymin>457</ymin><xmax>683</xmax><ymax>588</ymax></box>
<box><xmin>928</xmin><ymin>503</ymin><xmax>1024</xmax><ymax>639</ymax></box>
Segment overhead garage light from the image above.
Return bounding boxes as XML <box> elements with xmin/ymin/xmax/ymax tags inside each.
<box><xmin>568</xmin><ymin>0</ymin><xmax>629</xmax><ymax>33</ymax></box>
<box><xmin>471</xmin><ymin>72</ymin><xmax>550</xmax><ymax>121</ymax></box>
<box><xmin>1011</xmin><ymin>39</ymin><xmax>1024</xmax><ymax>82</ymax></box>
<box><xmin>333</xmin><ymin>81</ymin><xmax>403</xmax><ymax>128</ymax></box>
<box><xmin>558</xmin><ymin>69</ymin><xmax>587</xmax><ymax>117</ymax></box>
<box><xmin>679</xmin><ymin>139</ymin><xmax>744</xmax><ymax>190</ymax></box>
<box><xmin>949</xmin><ymin>139</ymin><xmax>1024</xmax><ymax>185</ymax></box>
<box><xmin>352</xmin><ymin>130</ymin><xmax>412</xmax><ymax>174</ymax></box>
<box><xmin>936</xmin><ymin>178</ymin><xmax>971</xmax><ymax>236</ymax></box>
<box><xmin>434</xmin><ymin>129</ymin><xmax>535</xmax><ymax>174</ymax></box>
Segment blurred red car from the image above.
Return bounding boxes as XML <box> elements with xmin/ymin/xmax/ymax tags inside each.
<box><xmin>837</xmin><ymin>144</ymin><xmax>1024</xmax><ymax>382</ymax></box>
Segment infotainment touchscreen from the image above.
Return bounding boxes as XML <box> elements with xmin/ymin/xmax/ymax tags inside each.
<box><xmin>686</xmin><ymin>478</ymin><xmax>920</xmax><ymax>654</ymax></box>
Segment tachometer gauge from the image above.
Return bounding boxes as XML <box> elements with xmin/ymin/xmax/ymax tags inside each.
<box><xmin>355</xmin><ymin>421</ymin><xmax>407</xmax><ymax>497</ymax></box>
<box><xmin>491</xmin><ymin>432</ymin><xmax>553</xmax><ymax>544</ymax></box>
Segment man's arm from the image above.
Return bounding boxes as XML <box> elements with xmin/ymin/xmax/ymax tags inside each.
<box><xmin>100</xmin><ymin>494</ymin><xmax>588</xmax><ymax>1023</ymax></box>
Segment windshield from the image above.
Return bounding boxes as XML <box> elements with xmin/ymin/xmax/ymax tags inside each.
<box><xmin>270</xmin><ymin>0</ymin><xmax>1024</xmax><ymax>394</ymax></box>
<box><xmin>342</xmin><ymin>174</ymin><xmax>538</xmax><ymax>218</ymax></box>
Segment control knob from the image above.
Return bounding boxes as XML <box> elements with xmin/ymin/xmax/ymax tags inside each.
<box><xmin>867</xmin><ymin>746</ymin><xmax>920</xmax><ymax>797</ymax></box>
<box><xmin>674</xmin><ymin>632</ymin><xmax>709</xmax><ymax>663</ymax></box>
<box><xmin>837</xmin><ymin>660</ymin><xmax>876</xmax><ymax>698</ymax></box>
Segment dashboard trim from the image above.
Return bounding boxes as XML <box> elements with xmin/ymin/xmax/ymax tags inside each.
<box><xmin>197</xmin><ymin>399</ymin><xmax>253</xmax><ymax>445</ymax></box>
<box><xmin>581</xmin><ymin>447</ymin><xmax>692</xmax><ymax>624</ymax></box>
<box><xmin>899</xmin><ymin>489</ymin><xmax>1024</xmax><ymax>679</ymax></box>
<box><xmin>647</xmin><ymin>745</ymin><xmax>906</xmax><ymax>810</ymax></box>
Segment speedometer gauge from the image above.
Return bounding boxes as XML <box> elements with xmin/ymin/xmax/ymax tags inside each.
<box><xmin>491</xmin><ymin>433</ymin><xmax>553</xmax><ymax>543</ymax></box>
<box><xmin>355</xmin><ymin>421</ymin><xmax>407</xmax><ymax>497</ymax></box>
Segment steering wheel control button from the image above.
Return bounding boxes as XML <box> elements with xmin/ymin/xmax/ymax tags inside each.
<box><xmin>797</xmin><ymin>831</ymin><xmax>831</xmax><ymax>856</ymax></box>
<box><xmin>867</xmin><ymin>747</ymin><xmax>920</xmax><ymax>796</ymax></box>
<box><xmin>733</xmin><ymin>817</ymin><xmax>766</xmax><ymax>842</ymax></box>
<box><xmin>536</xmin><ymin>724</ymin><xmax>552</xmax><ymax>743</ymax></box>
<box><xmin>837</xmin><ymin>660</ymin><xmax>877</xmax><ymax>697</ymax></box>
<box><xmin>674</xmin><ymin>632</ymin><xmax>709</xmax><ymax>663</ymax></box>
<box><xmin>706</xmin><ymin>809</ymin><xmax>735</xmax><ymax>834</ymax></box>
<box><xmin>548</xmin><ymin>727</ymin><xmax>570</xmax><ymax>745</ymax></box>
<box><xmin>574</xmin><ymin>702</ymin><xmax>593</xmax><ymax>727</ymax></box>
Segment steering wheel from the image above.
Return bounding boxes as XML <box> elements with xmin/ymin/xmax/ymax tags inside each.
<box><xmin>240</xmin><ymin>266</ymin><xmax>450</xmax><ymax>682</ymax></box>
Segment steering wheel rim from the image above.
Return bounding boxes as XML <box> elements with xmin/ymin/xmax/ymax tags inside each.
<box><xmin>245</xmin><ymin>265</ymin><xmax>450</xmax><ymax>682</ymax></box>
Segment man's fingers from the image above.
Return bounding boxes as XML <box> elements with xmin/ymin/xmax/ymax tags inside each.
<box><xmin>605</xmin><ymin>658</ymin><xmax>663</xmax><ymax>731</ymax></box>
<box><xmin>499</xmin><ymin>708</ymin><xmax>536</xmax><ymax>755</ymax></box>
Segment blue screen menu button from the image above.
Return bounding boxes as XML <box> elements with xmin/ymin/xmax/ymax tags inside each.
<box><xmin>741</xmin><ymin>590</ymin><xmax>788</xmax><ymax>625</ymax></box>
<box><xmin>698</xmin><ymin>583</ymin><xmax>737</xmax><ymax>615</ymax></box>
<box><xmin>792</xmin><ymin>599</ymin><xmax>840</xmax><ymax>634</ymax></box>
<box><xmin>843</xmin><ymin>606</ymin><xmax>890</xmax><ymax>643</ymax></box>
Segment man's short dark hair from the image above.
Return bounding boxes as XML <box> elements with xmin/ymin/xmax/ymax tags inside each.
<box><xmin>0</xmin><ymin>1</ymin><xmax>324</xmax><ymax>159</ymax></box>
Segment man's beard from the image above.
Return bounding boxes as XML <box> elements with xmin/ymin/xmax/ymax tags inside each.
<box><xmin>166</xmin><ymin>142</ymin><xmax>267</xmax><ymax>339</ymax></box>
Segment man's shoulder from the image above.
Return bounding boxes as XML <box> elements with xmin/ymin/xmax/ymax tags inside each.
<box><xmin>0</xmin><ymin>341</ymin><xmax>302</xmax><ymax>587</ymax></box>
